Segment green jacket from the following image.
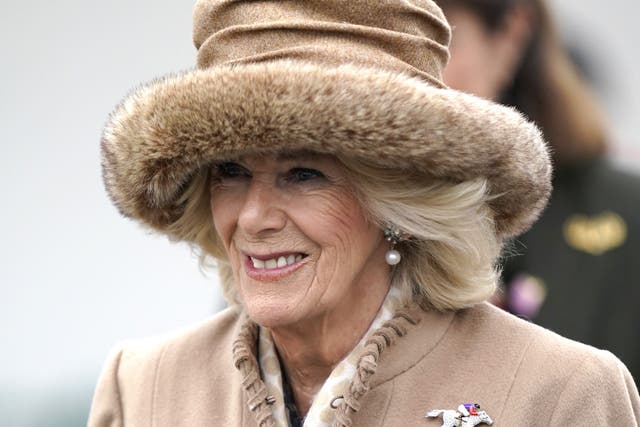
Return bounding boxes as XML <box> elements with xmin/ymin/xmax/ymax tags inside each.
<box><xmin>502</xmin><ymin>159</ymin><xmax>640</xmax><ymax>386</ymax></box>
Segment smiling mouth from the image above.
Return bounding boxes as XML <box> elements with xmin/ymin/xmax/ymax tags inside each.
<box><xmin>248</xmin><ymin>253</ymin><xmax>307</xmax><ymax>270</ymax></box>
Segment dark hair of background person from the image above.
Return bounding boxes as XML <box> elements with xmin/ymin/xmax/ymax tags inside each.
<box><xmin>438</xmin><ymin>0</ymin><xmax>608</xmax><ymax>165</ymax></box>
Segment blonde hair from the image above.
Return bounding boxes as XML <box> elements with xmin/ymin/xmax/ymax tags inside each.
<box><xmin>163</xmin><ymin>168</ymin><xmax>239</xmax><ymax>304</ymax></box>
<box><xmin>166</xmin><ymin>155</ymin><xmax>502</xmax><ymax>312</ymax></box>
<box><xmin>340</xmin><ymin>157</ymin><xmax>501</xmax><ymax>311</ymax></box>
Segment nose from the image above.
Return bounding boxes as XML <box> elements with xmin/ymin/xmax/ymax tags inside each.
<box><xmin>237</xmin><ymin>179</ymin><xmax>287</xmax><ymax>236</ymax></box>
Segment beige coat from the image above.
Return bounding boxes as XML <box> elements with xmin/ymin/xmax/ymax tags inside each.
<box><xmin>88</xmin><ymin>303</ymin><xmax>640</xmax><ymax>426</ymax></box>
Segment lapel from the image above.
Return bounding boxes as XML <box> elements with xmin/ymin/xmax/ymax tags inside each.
<box><xmin>232</xmin><ymin>305</ymin><xmax>456</xmax><ymax>427</ymax></box>
<box><xmin>369</xmin><ymin>306</ymin><xmax>456</xmax><ymax>389</ymax></box>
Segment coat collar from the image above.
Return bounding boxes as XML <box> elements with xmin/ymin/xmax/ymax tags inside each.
<box><xmin>231</xmin><ymin>304</ymin><xmax>456</xmax><ymax>426</ymax></box>
<box><xmin>369</xmin><ymin>305</ymin><xmax>455</xmax><ymax>388</ymax></box>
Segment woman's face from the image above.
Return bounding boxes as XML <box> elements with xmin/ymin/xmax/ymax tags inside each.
<box><xmin>444</xmin><ymin>7</ymin><xmax>504</xmax><ymax>99</ymax></box>
<box><xmin>210</xmin><ymin>153</ymin><xmax>389</xmax><ymax>328</ymax></box>
<box><xmin>443</xmin><ymin>6</ymin><xmax>530</xmax><ymax>99</ymax></box>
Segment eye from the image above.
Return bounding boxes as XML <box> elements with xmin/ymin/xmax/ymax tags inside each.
<box><xmin>286</xmin><ymin>167</ymin><xmax>325</xmax><ymax>183</ymax></box>
<box><xmin>216</xmin><ymin>162</ymin><xmax>250</xmax><ymax>179</ymax></box>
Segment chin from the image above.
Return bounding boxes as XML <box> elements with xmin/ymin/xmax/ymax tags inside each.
<box><xmin>236</xmin><ymin>273</ymin><xmax>316</xmax><ymax>328</ymax></box>
<box><xmin>245</xmin><ymin>304</ymin><xmax>303</xmax><ymax>329</ymax></box>
<box><xmin>240</xmin><ymin>294</ymin><xmax>307</xmax><ymax>328</ymax></box>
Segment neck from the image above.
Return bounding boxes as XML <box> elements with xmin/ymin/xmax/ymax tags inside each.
<box><xmin>270</xmin><ymin>275</ymin><xmax>391</xmax><ymax>416</ymax></box>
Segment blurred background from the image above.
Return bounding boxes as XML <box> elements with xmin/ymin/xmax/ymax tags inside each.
<box><xmin>0</xmin><ymin>0</ymin><xmax>638</xmax><ymax>425</ymax></box>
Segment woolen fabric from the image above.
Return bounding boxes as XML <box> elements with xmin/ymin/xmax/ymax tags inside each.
<box><xmin>87</xmin><ymin>303</ymin><xmax>640</xmax><ymax>426</ymax></box>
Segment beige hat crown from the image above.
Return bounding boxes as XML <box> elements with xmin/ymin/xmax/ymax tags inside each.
<box><xmin>101</xmin><ymin>0</ymin><xmax>551</xmax><ymax>242</ymax></box>
<box><xmin>193</xmin><ymin>0</ymin><xmax>451</xmax><ymax>88</ymax></box>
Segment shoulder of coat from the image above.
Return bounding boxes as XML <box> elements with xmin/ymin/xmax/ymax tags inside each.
<box><xmin>115</xmin><ymin>304</ymin><xmax>243</xmax><ymax>370</ymax></box>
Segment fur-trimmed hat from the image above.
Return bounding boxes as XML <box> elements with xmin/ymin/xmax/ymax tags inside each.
<box><xmin>102</xmin><ymin>0</ymin><xmax>551</xmax><ymax>241</ymax></box>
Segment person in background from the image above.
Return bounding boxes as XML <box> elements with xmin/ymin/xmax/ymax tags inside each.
<box><xmin>437</xmin><ymin>0</ymin><xmax>640</xmax><ymax>385</ymax></box>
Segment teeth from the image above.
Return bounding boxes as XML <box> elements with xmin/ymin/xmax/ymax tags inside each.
<box><xmin>250</xmin><ymin>254</ymin><xmax>304</xmax><ymax>270</ymax></box>
<box><xmin>265</xmin><ymin>259</ymin><xmax>277</xmax><ymax>269</ymax></box>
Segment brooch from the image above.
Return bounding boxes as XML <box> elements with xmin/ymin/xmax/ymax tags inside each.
<box><xmin>563</xmin><ymin>211</ymin><xmax>627</xmax><ymax>255</ymax></box>
<box><xmin>426</xmin><ymin>403</ymin><xmax>493</xmax><ymax>426</ymax></box>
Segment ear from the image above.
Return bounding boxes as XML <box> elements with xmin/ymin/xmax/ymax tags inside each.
<box><xmin>491</xmin><ymin>4</ymin><xmax>535</xmax><ymax>90</ymax></box>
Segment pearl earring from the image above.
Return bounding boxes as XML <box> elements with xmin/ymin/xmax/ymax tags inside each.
<box><xmin>384</xmin><ymin>226</ymin><xmax>402</xmax><ymax>266</ymax></box>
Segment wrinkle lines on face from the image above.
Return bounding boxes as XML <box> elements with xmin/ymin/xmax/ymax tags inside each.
<box><xmin>210</xmin><ymin>152</ymin><xmax>390</xmax><ymax>331</ymax></box>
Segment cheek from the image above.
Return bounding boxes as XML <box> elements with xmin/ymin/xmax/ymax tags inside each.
<box><xmin>446</xmin><ymin>53</ymin><xmax>497</xmax><ymax>98</ymax></box>
<box><xmin>447</xmin><ymin>41</ymin><xmax>485</xmax><ymax>89</ymax></box>
<box><xmin>445</xmin><ymin>15</ymin><xmax>499</xmax><ymax>98</ymax></box>
<box><xmin>296</xmin><ymin>189</ymin><xmax>375</xmax><ymax>255</ymax></box>
<box><xmin>210</xmin><ymin>190</ymin><xmax>240</xmax><ymax>249</ymax></box>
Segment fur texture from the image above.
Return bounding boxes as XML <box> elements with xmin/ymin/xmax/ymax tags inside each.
<box><xmin>102</xmin><ymin>61</ymin><xmax>551</xmax><ymax>242</ymax></box>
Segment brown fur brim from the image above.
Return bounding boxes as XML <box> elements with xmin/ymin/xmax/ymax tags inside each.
<box><xmin>102</xmin><ymin>61</ymin><xmax>551</xmax><ymax>240</ymax></box>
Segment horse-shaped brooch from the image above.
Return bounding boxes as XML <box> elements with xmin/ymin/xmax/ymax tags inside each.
<box><xmin>426</xmin><ymin>408</ymin><xmax>494</xmax><ymax>427</ymax></box>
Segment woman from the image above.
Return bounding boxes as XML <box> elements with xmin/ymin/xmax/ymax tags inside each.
<box><xmin>437</xmin><ymin>0</ymin><xmax>640</xmax><ymax>385</ymax></box>
<box><xmin>89</xmin><ymin>0</ymin><xmax>640</xmax><ymax>425</ymax></box>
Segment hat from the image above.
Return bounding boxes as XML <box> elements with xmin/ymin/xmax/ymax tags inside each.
<box><xmin>102</xmin><ymin>0</ymin><xmax>551</xmax><ymax>241</ymax></box>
